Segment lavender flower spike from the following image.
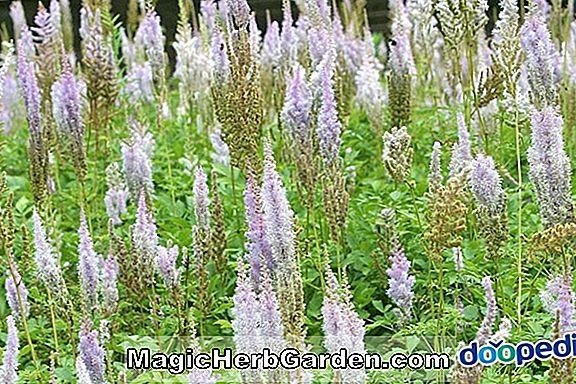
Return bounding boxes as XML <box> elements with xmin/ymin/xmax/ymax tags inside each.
<box><xmin>78</xmin><ymin>320</ymin><xmax>105</xmax><ymax>384</ymax></box>
<box><xmin>78</xmin><ymin>209</ymin><xmax>100</xmax><ymax>312</ymax></box>
<box><xmin>52</xmin><ymin>57</ymin><xmax>86</xmax><ymax>178</ymax></box>
<box><xmin>75</xmin><ymin>356</ymin><xmax>93</xmax><ymax>384</ymax></box>
<box><xmin>261</xmin><ymin>141</ymin><xmax>296</xmax><ymax>273</ymax></box>
<box><xmin>322</xmin><ymin>264</ymin><xmax>367</xmax><ymax>383</ymax></box>
<box><xmin>281</xmin><ymin>63</ymin><xmax>313</xmax><ymax>145</ymax></box>
<box><xmin>135</xmin><ymin>11</ymin><xmax>166</xmax><ymax>82</ymax></box>
<box><xmin>520</xmin><ymin>5</ymin><xmax>561</xmax><ymax>107</ymax></box>
<box><xmin>104</xmin><ymin>163</ymin><xmax>129</xmax><ymax>226</ymax></box>
<box><xmin>557</xmin><ymin>276</ymin><xmax>575</xmax><ymax>334</ymax></box>
<box><xmin>476</xmin><ymin>276</ymin><xmax>497</xmax><ymax>344</ymax></box>
<box><xmin>131</xmin><ymin>193</ymin><xmax>159</xmax><ymax>283</ymax></box>
<box><xmin>18</xmin><ymin>39</ymin><xmax>48</xmax><ymax>202</ymax></box>
<box><xmin>355</xmin><ymin>44</ymin><xmax>385</xmax><ymax>128</ymax></box>
<box><xmin>5</xmin><ymin>263</ymin><xmax>29</xmax><ymax>322</ymax></box>
<box><xmin>258</xmin><ymin>268</ymin><xmax>284</xmax><ymax>352</ymax></box>
<box><xmin>1</xmin><ymin>316</ymin><xmax>19</xmax><ymax>384</ymax></box>
<box><xmin>469</xmin><ymin>155</ymin><xmax>505</xmax><ymax>211</ymax></box>
<box><xmin>244</xmin><ymin>173</ymin><xmax>273</xmax><ymax>283</ymax></box>
<box><xmin>448</xmin><ymin>113</ymin><xmax>473</xmax><ymax>177</ymax></box>
<box><xmin>101</xmin><ymin>254</ymin><xmax>119</xmax><ymax>315</ymax></box>
<box><xmin>121</xmin><ymin>120</ymin><xmax>154</xmax><ymax>201</ymax></box>
<box><xmin>541</xmin><ymin>274</ymin><xmax>575</xmax><ymax>335</ymax></box>
<box><xmin>317</xmin><ymin>59</ymin><xmax>342</xmax><ymax>166</ymax></box>
<box><xmin>428</xmin><ymin>141</ymin><xmax>443</xmax><ymax>194</ymax></box>
<box><xmin>527</xmin><ymin>107</ymin><xmax>573</xmax><ymax>227</ymax></box>
<box><xmin>386</xmin><ymin>240</ymin><xmax>416</xmax><ymax>324</ymax></box>
<box><xmin>9</xmin><ymin>2</ymin><xmax>26</xmax><ymax>37</ymax></box>
<box><xmin>232</xmin><ymin>261</ymin><xmax>260</xmax><ymax>355</ymax></box>
<box><xmin>193</xmin><ymin>166</ymin><xmax>211</xmax><ymax>234</ymax></box>
<box><xmin>32</xmin><ymin>209</ymin><xmax>66</xmax><ymax>296</ymax></box>
<box><xmin>156</xmin><ymin>244</ymin><xmax>180</xmax><ymax>290</ymax></box>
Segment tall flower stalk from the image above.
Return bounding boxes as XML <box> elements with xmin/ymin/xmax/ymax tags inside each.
<box><xmin>52</xmin><ymin>57</ymin><xmax>86</xmax><ymax>181</ymax></box>
<box><xmin>17</xmin><ymin>41</ymin><xmax>49</xmax><ymax>205</ymax></box>
<box><xmin>261</xmin><ymin>141</ymin><xmax>306</xmax><ymax>351</ymax></box>
<box><xmin>322</xmin><ymin>262</ymin><xmax>366</xmax><ymax>383</ymax></box>
<box><xmin>469</xmin><ymin>155</ymin><xmax>508</xmax><ymax>262</ymax></box>
<box><xmin>527</xmin><ymin>107</ymin><xmax>573</xmax><ymax>227</ymax></box>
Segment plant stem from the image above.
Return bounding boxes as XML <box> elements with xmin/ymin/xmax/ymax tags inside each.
<box><xmin>46</xmin><ymin>289</ymin><xmax>60</xmax><ymax>360</ymax></box>
<box><xmin>6</xmin><ymin>257</ymin><xmax>42</xmax><ymax>380</ymax></box>
<box><xmin>513</xmin><ymin>95</ymin><xmax>523</xmax><ymax>329</ymax></box>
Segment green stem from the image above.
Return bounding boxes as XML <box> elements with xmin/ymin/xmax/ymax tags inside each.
<box><xmin>513</xmin><ymin>95</ymin><xmax>523</xmax><ymax>329</ymax></box>
<box><xmin>5</xmin><ymin>257</ymin><xmax>42</xmax><ymax>381</ymax></box>
<box><xmin>47</xmin><ymin>289</ymin><xmax>60</xmax><ymax>360</ymax></box>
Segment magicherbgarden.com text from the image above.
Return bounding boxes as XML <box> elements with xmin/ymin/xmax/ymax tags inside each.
<box><xmin>125</xmin><ymin>347</ymin><xmax>452</xmax><ymax>374</ymax></box>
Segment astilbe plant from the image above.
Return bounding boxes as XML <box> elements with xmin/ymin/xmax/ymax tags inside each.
<box><xmin>281</xmin><ymin>63</ymin><xmax>317</xmax><ymax>209</ymax></box>
<box><xmin>130</xmin><ymin>194</ymin><xmax>158</xmax><ymax>292</ymax></box>
<box><xmin>5</xmin><ymin>263</ymin><xmax>29</xmax><ymax>323</ymax></box>
<box><xmin>1</xmin><ymin>315</ymin><xmax>19</xmax><ymax>384</ymax></box>
<box><xmin>316</xmin><ymin>59</ymin><xmax>350</xmax><ymax>242</ymax></box>
<box><xmin>529</xmin><ymin>222</ymin><xmax>576</xmax><ymax>256</ymax></box>
<box><xmin>317</xmin><ymin>58</ymin><xmax>342</xmax><ymax>167</ymax></box>
<box><xmin>527</xmin><ymin>107</ymin><xmax>573</xmax><ymax>227</ymax></box>
<box><xmin>104</xmin><ymin>163</ymin><xmax>129</xmax><ymax>225</ymax></box>
<box><xmin>135</xmin><ymin>10</ymin><xmax>166</xmax><ymax>85</ymax></box>
<box><xmin>424</xmin><ymin>175</ymin><xmax>468</xmax><ymax>260</ymax></box>
<box><xmin>260</xmin><ymin>20</ymin><xmax>283</xmax><ymax>113</ymax></box>
<box><xmin>490</xmin><ymin>0</ymin><xmax>522</xmax><ymax>95</ymax></box>
<box><xmin>9</xmin><ymin>2</ymin><xmax>26</xmax><ymax>39</ymax></box>
<box><xmin>427</xmin><ymin>141</ymin><xmax>443</xmax><ymax>195</ymax></box>
<box><xmin>388</xmin><ymin>0</ymin><xmax>414</xmax><ymax>129</ymax></box>
<box><xmin>192</xmin><ymin>166</ymin><xmax>213</xmax><ymax>318</ymax></box>
<box><xmin>0</xmin><ymin>43</ymin><xmax>23</xmax><ymax>136</ymax></box>
<box><xmin>51</xmin><ymin>57</ymin><xmax>86</xmax><ymax>181</ymax></box>
<box><xmin>435</xmin><ymin>0</ymin><xmax>487</xmax><ymax>89</ymax></box>
<box><xmin>520</xmin><ymin>4</ymin><xmax>561</xmax><ymax>108</ymax></box>
<box><xmin>101</xmin><ymin>254</ymin><xmax>119</xmax><ymax>316</ymax></box>
<box><xmin>31</xmin><ymin>3</ymin><xmax>61</xmax><ymax>107</ymax></box>
<box><xmin>75</xmin><ymin>357</ymin><xmax>92</xmax><ymax>384</ymax></box>
<box><xmin>210</xmin><ymin>170</ymin><xmax>227</xmax><ymax>273</ymax></box>
<box><xmin>78</xmin><ymin>210</ymin><xmax>100</xmax><ymax>313</ymax></box>
<box><xmin>451</xmin><ymin>277</ymin><xmax>501</xmax><ymax>384</ymax></box>
<box><xmin>81</xmin><ymin>6</ymin><xmax>118</xmax><ymax>134</ymax></box>
<box><xmin>322</xmin><ymin>160</ymin><xmax>350</xmax><ymax>242</ymax></box>
<box><xmin>261</xmin><ymin>141</ymin><xmax>307</xmax><ymax>351</ymax></box>
<box><xmin>32</xmin><ymin>209</ymin><xmax>67</xmax><ymax>301</ymax></box>
<box><xmin>448</xmin><ymin>113</ymin><xmax>473</xmax><ymax>178</ymax></box>
<box><xmin>322</xmin><ymin>263</ymin><xmax>366</xmax><ymax>384</ymax></box>
<box><xmin>173</xmin><ymin>7</ymin><xmax>212</xmax><ymax>121</ymax></box>
<box><xmin>243</xmin><ymin>172</ymin><xmax>273</xmax><ymax>285</ymax></box>
<box><xmin>381</xmin><ymin>126</ymin><xmax>414</xmax><ymax>182</ymax></box>
<box><xmin>232</xmin><ymin>261</ymin><xmax>260</xmax><ymax>381</ymax></box>
<box><xmin>156</xmin><ymin>243</ymin><xmax>180</xmax><ymax>291</ymax></box>
<box><xmin>17</xmin><ymin>41</ymin><xmax>49</xmax><ymax>205</ymax></box>
<box><xmin>121</xmin><ymin>119</ymin><xmax>155</xmax><ymax>201</ymax></box>
<box><xmin>383</xmin><ymin>209</ymin><xmax>416</xmax><ymax>324</ymax></box>
<box><xmin>469</xmin><ymin>155</ymin><xmax>508</xmax><ymax>260</ymax></box>
<box><xmin>541</xmin><ymin>274</ymin><xmax>575</xmax><ymax>335</ymax></box>
<box><xmin>543</xmin><ymin>273</ymin><xmax>576</xmax><ymax>383</ymax></box>
<box><xmin>122</xmin><ymin>62</ymin><xmax>155</xmax><ymax>105</ymax></box>
<box><xmin>78</xmin><ymin>320</ymin><xmax>106</xmax><ymax>384</ymax></box>
<box><xmin>212</xmin><ymin>0</ymin><xmax>263</xmax><ymax>171</ymax></box>
<box><xmin>210</xmin><ymin>128</ymin><xmax>230</xmax><ymax>166</ymax></box>
<box><xmin>355</xmin><ymin>39</ymin><xmax>385</xmax><ymax>134</ymax></box>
